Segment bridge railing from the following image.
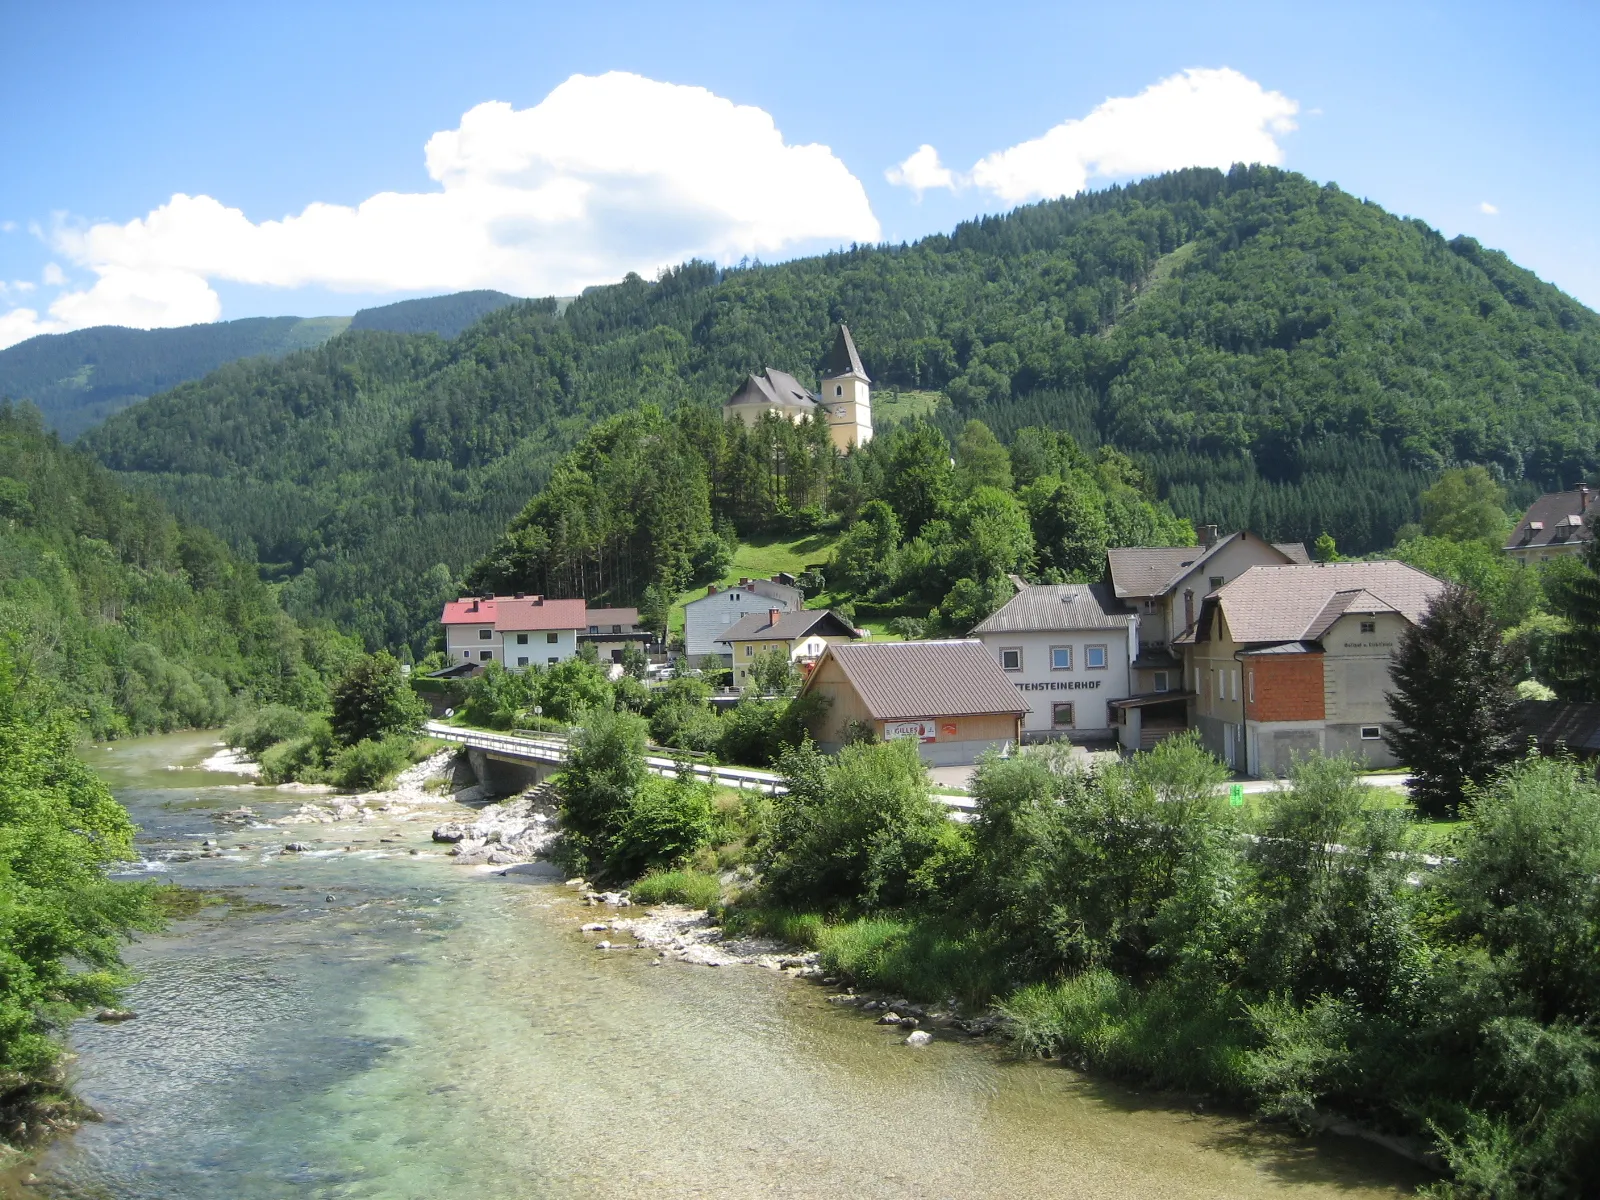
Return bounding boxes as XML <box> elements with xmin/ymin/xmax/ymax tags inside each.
<box><xmin>423</xmin><ymin>720</ymin><xmax>975</xmax><ymax>811</ymax></box>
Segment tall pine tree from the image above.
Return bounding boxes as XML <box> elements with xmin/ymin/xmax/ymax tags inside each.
<box><xmin>1385</xmin><ymin>583</ymin><xmax>1521</xmax><ymax>818</ymax></box>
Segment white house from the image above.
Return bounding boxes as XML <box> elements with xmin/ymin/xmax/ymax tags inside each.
<box><xmin>440</xmin><ymin>595</ymin><xmax>588</xmax><ymax>670</ymax></box>
<box><xmin>970</xmin><ymin>583</ymin><xmax>1138</xmax><ymax>741</ymax></box>
<box><xmin>683</xmin><ymin>577</ymin><xmax>804</xmax><ymax>663</ymax></box>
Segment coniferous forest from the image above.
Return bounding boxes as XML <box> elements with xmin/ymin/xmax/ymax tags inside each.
<box><xmin>72</xmin><ymin>166</ymin><xmax>1600</xmax><ymax>649</ymax></box>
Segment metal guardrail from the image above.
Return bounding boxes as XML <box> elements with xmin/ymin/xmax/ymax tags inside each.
<box><xmin>423</xmin><ymin>720</ymin><xmax>975</xmax><ymax>811</ymax></box>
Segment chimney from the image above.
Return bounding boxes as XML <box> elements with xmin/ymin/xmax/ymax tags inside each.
<box><xmin>513</xmin><ymin>592</ymin><xmax>524</xmax><ymax>599</ymax></box>
<box><xmin>769</xmin><ymin>608</ymin><xmax>782</xmax><ymax>627</ymax></box>
<box><xmin>1199</xmin><ymin>524</ymin><xmax>1220</xmax><ymax>548</ymax></box>
<box><xmin>469</xmin><ymin>600</ymin><xmax>479</xmax><ymax>613</ymax></box>
<box><xmin>707</xmin><ymin>585</ymin><xmax>718</xmax><ymax>595</ymax></box>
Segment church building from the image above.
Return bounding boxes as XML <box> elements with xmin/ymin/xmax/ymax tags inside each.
<box><xmin>722</xmin><ymin>325</ymin><xmax>873</xmax><ymax>453</ymax></box>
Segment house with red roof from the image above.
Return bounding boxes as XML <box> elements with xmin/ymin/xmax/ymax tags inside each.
<box><xmin>440</xmin><ymin>594</ymin><xmax>589</xmax><ymax>670</ymax></box>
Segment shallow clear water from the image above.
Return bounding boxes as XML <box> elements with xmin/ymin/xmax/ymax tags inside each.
<box><xmin>17</xmin><ymin>732</ymin><xmax>1428</xmax><ymax>1198</ymax></box>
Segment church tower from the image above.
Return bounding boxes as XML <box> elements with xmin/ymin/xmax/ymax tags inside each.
<box><xmin>819</xmin><ymin>324</ymin><xmax>872</xmax><ymax>452</ymax></box>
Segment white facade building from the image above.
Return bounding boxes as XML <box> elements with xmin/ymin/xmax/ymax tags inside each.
<box><xmin>440</xmin><ymin>595</ymin><xmax>587</xmax><ymax>670</ymax></box>
<box><xmin>683</xmin><ymin>577</ymin><xmax>804</xmax><ymax>662</ymax></box>
<box><xmin>971</xmin><ymin>583</ymin><xmax>1138</xmax><ymax>740</ymax></box>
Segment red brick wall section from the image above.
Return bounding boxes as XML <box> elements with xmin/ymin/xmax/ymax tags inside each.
<box><xmin>1245</xmin><ymin>655</ymin><xmax>1326</xmax><ymax>721</ymax></box>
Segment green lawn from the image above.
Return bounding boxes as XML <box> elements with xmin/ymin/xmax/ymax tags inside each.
<box><xmin>874</xmin><ymin>388</ymin><xmax>943</xmax><ymax>425</ymax></box>
<box><xmin>668</xmin><ymin>531</ymin><xmax>841</xmax><ymax>639</ymax></box>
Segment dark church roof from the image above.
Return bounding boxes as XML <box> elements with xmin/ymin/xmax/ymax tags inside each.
<box><xmin>725</xmin><ymin>368</ymin><xmax>818</xmax><ymax>412</ymax></box>
<box><xmin>823</xmin><ymin>325</ymin><xmax>869</xmax><ymax>381</ymax></box>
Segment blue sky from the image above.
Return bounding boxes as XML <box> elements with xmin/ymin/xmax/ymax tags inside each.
<box><xmin>1</xmin><ymin>0</ymin><xmax>1596</xmax><ymax>346</ymax></box>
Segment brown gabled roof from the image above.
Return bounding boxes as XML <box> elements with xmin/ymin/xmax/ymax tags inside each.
<box><xmin>1506</xmin><ymin>489</ymin><xmax>1596</xmax><ymax>551</ymax></box>
<box><xmin>494</xmin><ymin>596</ymin><xmax>588</xmax><ymax>631</ymax></box>
<box><xmin>971</xmin><ymin>582</ymin><xmax>1132</xmax><ymax>634</ymax></box>
<box><xmin>584</xmin><ymin>607</ymin><xmax>639</xmax><ymax>628</ymax></box>
<box><xmin>1191</xmin><ymin>561</ymin><xmax>1445</xmax><ymax>646</ymax></box>
<box><xmin>1107</xmin><ymin>533</ymin><xmax>1308</xmax><ymax>599</ymax></box>
<box><xmin>715</xmin><ymin>608</ymin><xmax>858</xmax><ymax>645</ymax></box>
<box><xmin>823</xmin><ymin>324</ymin><xmax>869</xmax><ymax>381</ymax></box>
<box><xmin>807</xmin><ymin>640</ymin><xmax>1027</xmax><ymax>721</ymax></box>
<box><xmin>1519</xmin><ymin>700</ymin><xmax>1600</xmax><ymax>755</ymax></box>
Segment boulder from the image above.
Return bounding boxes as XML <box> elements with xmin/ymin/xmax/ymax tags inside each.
<box><xmin>281</xmin><ymin>843</ymin><xmax>311</xmax><ymax>853</ymax></box>
<box><xmin>876</xmin><ymin>1012</ymin><xmax>904</xmax><ymax>1026</ymax></box>
<box><xmin>94</xmin><ymin>1009</ymin><xmax>137</xmax><ymax>1023</ymax></box>
<box><xmin>431</xmin><ymin>824</ymin><xmax>466</xmax><ymax>843</ymax></box>
<box><xmin>580</xmin><ymin>923</ymin><xmax>608</xmax><ymax>932</ymax></box>
<box><xmin>904</xmin><ymin>1030</ymin><xmax>933</xmax><ymax>1047</ymax></box>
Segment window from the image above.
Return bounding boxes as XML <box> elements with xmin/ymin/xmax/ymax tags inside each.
<box><xmin>516</xmin><ymin>633</ymin><xmax>528</xmax><ymax>645</ymax></box>
<box><xmin>461</xmin><ymin>650</ymin><xmax>470</xmax><ymax>660</ymax></box>
<box><xmin>547</xmin><ymin>657</ymin><xmax>559</xmax><ymax>666</ymax></box>
<box><xmin>478</xmin><ymin>628</ymin><xmax>492</xmax><ymax>640</ymax></box>
<box><xmin>1085</xmin><ymin>645</ymin><xmax>1107</xmax><ymax>670</ymax></box>
<box><xmin>1231</xmin><ymin>669</ymin><xmax>1239</xmax><ymax>701</ymax></box>
<box><xmin>516</xmin><ymin>656</ymin><xmax>529</xmax><ymax>667</ymax></box>
<box><xmin>835</xmin><ymin>384</ymin><xmax>843</xmax><ymax>396</ymax></box>
<box><xmin>1052</xmin><ymin>702</ymin><xmax>1075</xmax><ymax>728</ymax></box>
<box><xmin>1216</xmin><ymin>670</ymin><xmax>1224</xmax><ymax>700</ymax></box>
<box><xmin>612</xmin><ymin>624</ymin><xmax>623</xmax><ymax>634</ymax></box>
<box><xmin>1001</xmin><ymin>648</ymin><xmax>1022</xmax><ymax>671</ymax></box>
<box><xmin>1359</xmin><ymin>620</ymin><xmax>1376</xmax><ymax>634</ymax></box>
<box><xmin>745</xmin><ymin>645</ymin><xmax>753</xmax><ymax>657</ymax></box>
<box><xmin>1153</xmin><ymin>670</ymin><xmax>1169</xmax><ymax>693</ymax></box>
<box><xmin>546</xmin><ymin>632</ymin><xmax>558</xmax><ymax>644</ymax></box>
<box><xmin>479</xmin><ymin>650</ymin><xmax>492</xmax><ymax>661</ymax></box>
<box><xmin>1208</xmin><ymin>575</ymin><xmax>1225</xmax><ymax>590</ymax></box>
<box><xmin>588</xmin><ymin>625</ymin><xmax>599</xmax><ymax>634</ymax></box>
<box><xmin>1360</xmin><ymin>725</ymin><xmax>1382</xmax><ymax>740</ymax></box>
<box><xmin>1050</xmin><ymin>646</ymin><xmax>1072</xmax><ymax>670</ymax></box>
<box><xmin>1143</xmin><ymin>598</ymin><xmax>1157</xmax><ymax>612</ymax></box>
<box><xmin>1248</xmin><ymin>670</ymin><xmax>1255</xmax><ymax>703</ymax></box>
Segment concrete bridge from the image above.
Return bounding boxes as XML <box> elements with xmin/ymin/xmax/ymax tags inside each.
<box><xmin>422</xmin><ymin>721</ymin><xmax>976</xmax><ymax>813</ymax></box>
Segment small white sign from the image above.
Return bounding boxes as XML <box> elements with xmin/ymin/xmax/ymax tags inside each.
<box><xmin>884</xmin><ymin>719</ymin><xmax>937</xmax><ymax>743</ymax></box>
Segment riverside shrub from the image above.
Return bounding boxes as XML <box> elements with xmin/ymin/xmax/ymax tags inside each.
<box><xmin>0</xmin><ymin>654</ymin><xmax>164</xmax><ymax>1082</ymax></box>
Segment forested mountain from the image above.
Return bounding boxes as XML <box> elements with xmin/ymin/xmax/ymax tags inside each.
<box><xmin>0</xmin><ymin>404</ymin><xmax>356</xmax><ymax>737</ymax></box>
<box><xmin>0</xmin><ymin>291</ymin><xmax>529</xmax><ymax>440</ymax></box>
<box><xmin>0</xmin><ymin>316</ymin><xmax>348</xmax><ymax>440</ymax></box>
<box><xmin>82</xmin><ymin>166</ymin><xmax>1600</xmax><ymax>650</ymax></box>
<box><xmin>348</xmin><ymin>290</ymin><xmax>523</xmax><ymax>338</ymax></box>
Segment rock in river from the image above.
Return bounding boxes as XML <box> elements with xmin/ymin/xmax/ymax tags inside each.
<box><xmin>905</xmin><ymin>1030</ymin><xmax>933</xmax><ymax>1047</ymax></box>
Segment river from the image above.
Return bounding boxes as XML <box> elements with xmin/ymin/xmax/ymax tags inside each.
<box><xmin>10</xmin><ymin>731</ymin><xmax>1429</xmax><ymax>1199</ymax></box>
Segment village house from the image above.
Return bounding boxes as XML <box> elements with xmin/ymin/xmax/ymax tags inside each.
<box><xmin>1107</xmin><ymin>528</ymin><xmax>1310</xmax><ymax>690</ymax></box>
<box><xmin>440</xmin><ymin>594</ymin><xmax>588</xmax><ymax>670</ymax></box>
<box><xmin>1176</xmin><ymin>560</ymin><xmax>1445</xmax><ymax>776</ymax></box>
<box><xmin>799</xmin><ymin>640</ymin><xmax>1027</xmax><ymax>765</ymax></box>
<box><xmin>1504</xmin><ymin>485</ymin><xmax>1595</xmax><ymax>564</ymax></box>
<box><xmin>717</xmin><ymin>608</ymin><xmax>862</xmax><ymax>688</ymax></box>
<box><xmin>580</xmin><ymin>607</ymin><xmax>655</xmax><ymax>665</ymax></box>
<box><xmin>723</xmin><ymin>324</ymin><xmax>873</xmax><ymax>453</ymax></box>
<box><xmin>970</xmin><ymin>583</ymin><xmax>1137</xmax><ymax>742</ymax></box>
<box><xmin>683</xmin><ymin>576</ymin><xmax>804</xmax><ymax>663</ymax></box>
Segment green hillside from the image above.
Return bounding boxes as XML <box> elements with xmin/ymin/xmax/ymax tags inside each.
<box><xmin>348</xmin><ymin>289</ymin><xmax>522</xmax><ymax>338</ymax></box>
<box><xmin>0</xmin><ymin>315</ymin><xmax>349</xmax><ymax>439</ymax></box>
<box><xmin>0</xmin><ymin>403</ymin><xmax>355</xmax><ymax>736</ymax></box>
<box><xmin>81</xmin><ymin>166</ymin><xmax>1600</xmax><ymax>650</ymax></box>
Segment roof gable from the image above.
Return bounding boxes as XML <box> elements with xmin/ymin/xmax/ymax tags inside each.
<box><xmin>805</xmin><ymin>640</ymin><xmax>1027</xmax><ymax>720</ymax></box>
<box><xmin>971</xmin><ymin>582</ymin><xmax>1131</xmax><ymax>634</ymax></box>
<box><xmin>716</xmin><ymin>608</ymin><xmax>858</xmax><ymax>644</ymax></box>
<box><xmin>1201</xmin><ymin>562</ymin><xmax>1445</xmax><ymax>645</ymax></box>
<box><xmin>1506</xmin><ymin>489</ymin><xmax>1597</xmax><ymax>551</ymax></box>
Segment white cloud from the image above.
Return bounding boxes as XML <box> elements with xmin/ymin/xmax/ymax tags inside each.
<box><xmin>0</xmin><ymin>71</ymin><xmax>879</xmax><ymax>349</ymax></box>
<box><xmin>885</xmin><ymin>144</ymin><xmax>956</xmax><ymax>197</ymax></box>
<box><xmin>0</xmin><ymin>222</ymin><xmax>16</xmax><ymax>234</ymax></box>
<box><xmin>888</xmin><ymin>67</ymin><xmax>1298</xmax><ymax>205</ymax></box>
<box><xmin>1480</xmin><ymin>201</ymin><xmax>1499</xmax><ymax>215</ymax></box>
<box><xmin>40</xmin><ymin>262</ymin><xmax>65</xmax><ymax>286</ymax></box>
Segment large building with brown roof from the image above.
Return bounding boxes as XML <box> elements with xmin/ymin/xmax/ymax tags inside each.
<box><xmin>1106</xmin><ymin>530</ymin><xmax>1308</xmax><ymax>695</ymax></box>
<box><xmin>715</xmin><ymin>608</ymin><xmax>861</xmax><ymax>689</ymax></box>
<box><xmin>441</xmin><ymin>594</ymin><xmax>589</xmax><ymax>670</ymax></box>
<box><xmin>1505</xmin><ymin>486</ymin><xmax>1595</xmax><ymax>565</ymax></box>
<box><xmin>799</xmin><ymin>640</ymin><xmax>1027</xmax><ymax>765</ymax></box>
<box><xmin>1179</xmin><ymin>561</ymin><xmax>1446</xmax><ymax>775</ymax></box>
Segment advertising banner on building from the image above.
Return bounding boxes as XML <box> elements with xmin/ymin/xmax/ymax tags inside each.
<box><xmin>884</xmin><ymin>719</ymin><xmax>937</xmax><ymax>743</ymax></box>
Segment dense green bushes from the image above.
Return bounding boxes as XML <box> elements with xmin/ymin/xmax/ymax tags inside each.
<box><xmin>0</xmin><ymin>651</ymin><xmax>165</xmax><ymax>1107</ymax></box>
<box><xmin>727</xmin><ymin>735</ymin><xmax>1600</xmax><ymax>1197</ymax></box>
